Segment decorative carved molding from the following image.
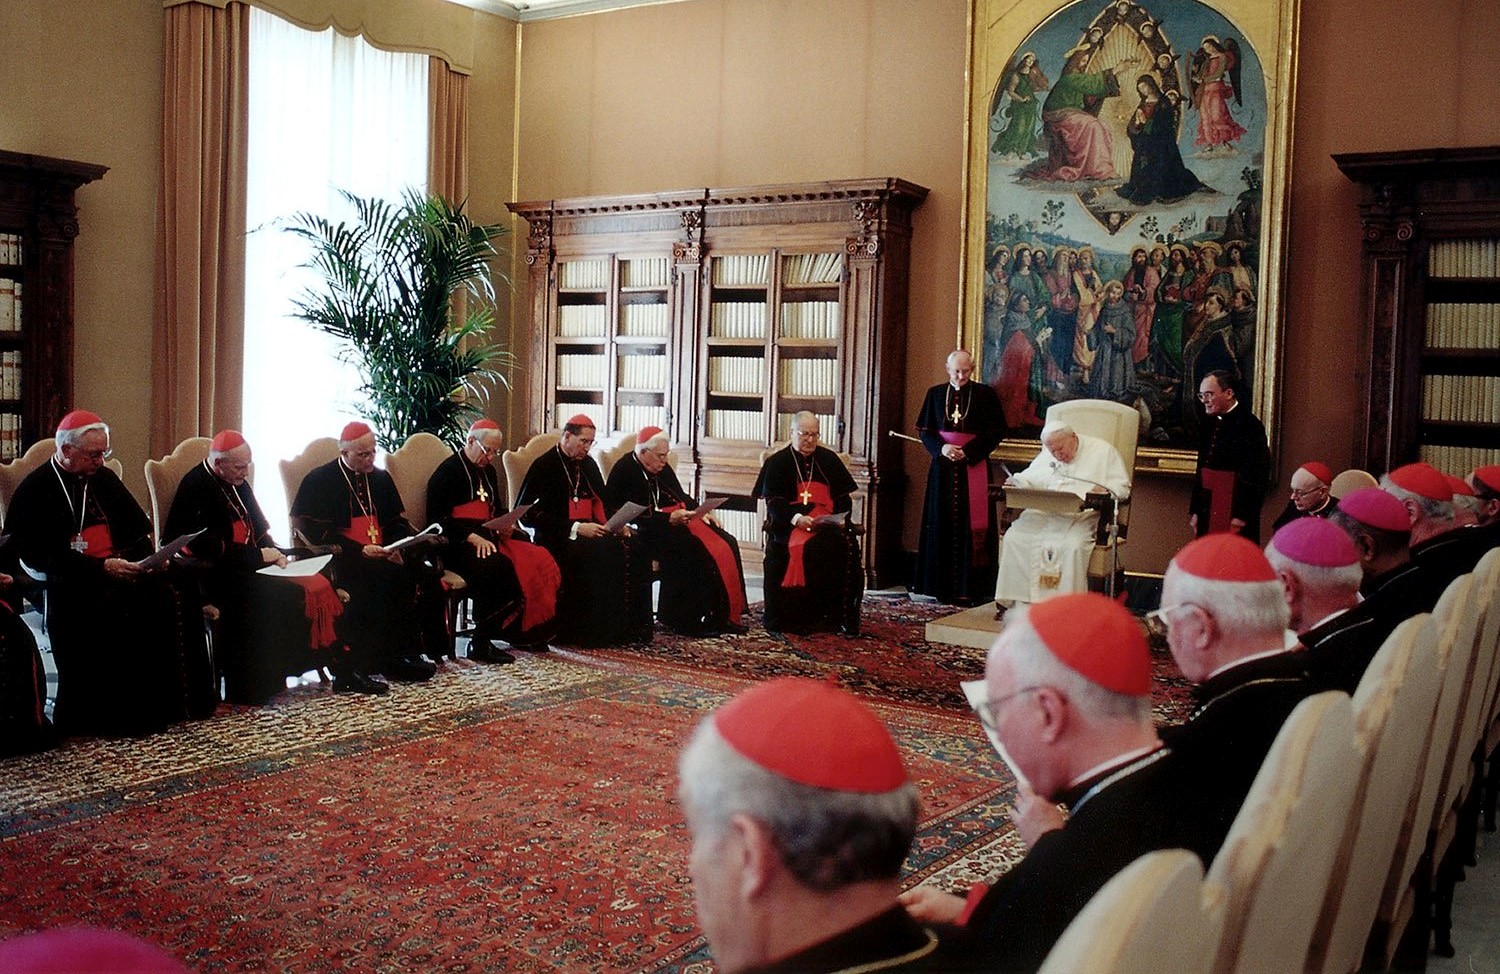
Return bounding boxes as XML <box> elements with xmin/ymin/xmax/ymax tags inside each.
<box><xmin>674</xmin><ymin>208</ymin><xmax>703</xmax><ymax>263</ymax></box>
<box><xmin>847</xmin><ymin>198</ymin><xmax>883</xmax><ymax>258</ymax></box>
<box><xmin>523</xmin><ymin>214</ymin><xmax>552</xmax><ymax>266</ymax></box>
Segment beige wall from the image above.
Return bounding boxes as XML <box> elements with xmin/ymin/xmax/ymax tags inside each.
<box><xmin>7</xmin><ymin>0</ymin><xmax>1500</xmax><ymax>570</ymax></box>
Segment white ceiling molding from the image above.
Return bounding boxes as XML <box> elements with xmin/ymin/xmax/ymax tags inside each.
<box><xmin>440</xmin><ymin>0</ymin><xmax>690</xmax><ymax>23</ymax></box>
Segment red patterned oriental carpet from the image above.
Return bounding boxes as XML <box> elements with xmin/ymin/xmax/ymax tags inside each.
<box><xmin>0</xmin><ymin>595</ymin><xmax>1192</xmax><ymax>973</ymax></box>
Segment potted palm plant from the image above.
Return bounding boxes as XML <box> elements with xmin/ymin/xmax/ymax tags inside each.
<box><xmin>283</xmin><ymin>187</ymin><xmax>514</xmax><ymax>449</ymax></box>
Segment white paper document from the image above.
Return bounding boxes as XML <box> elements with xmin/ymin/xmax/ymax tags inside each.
<box><xmin>482</xmin><ymin>503</ymin><xmax>533</xmax><ymax>536</ymax></box>
<box><xmin>688</xmin><ymin>497</ymin><xmax>726</xmax><ymax>520</ymax></box>
<box><xmin>604</xmin><ymin>501</ymin><xmax>648</xmax><ymax>534</ymax></box>
<box><xmin>257</xmin><ymin>554</ymin><xmax>333</xmax><ymax>578</ymax></box>
<box><xmin>383</xmin><ymin>523</ymin><xmax>442</xmax><ymax>552</ymax></box>
<box><xmin>134</xmin><ymin>529</ymin><xmax>205</xmax><ymax>571</ymax></box>
<box><xmin>961</xmin><ymin>678</ymin><xmax>1031</xmax><ymax>790</ymax></box>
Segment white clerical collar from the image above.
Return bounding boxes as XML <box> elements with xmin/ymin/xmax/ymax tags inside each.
<box><xmin>1206</xmin><ymin>642</ymin><xmax>1291</xmax><ymax>680</ymax></box>
<box><xmin>1066</xmin><ymin>742</ymin><xmax>1161</xmax><ymax>791</ymax></box>
<box><xmin>1302</xmin><ymin>607</ymin><xmax>1350</xmax><ymax>634</ymax></box>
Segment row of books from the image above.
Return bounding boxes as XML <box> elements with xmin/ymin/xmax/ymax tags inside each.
<box><xmin>1420</xmin><ymin>374</ymin><xmax>1500</xmax><ymax>424</ymax></box>
<box><xmin>0</xmin><ymin>233</ymin><xmax>22</xmax><ymax>266</ymax></box>
<box><xmin>0</xmin><ymin>350</ymin><xmax>21</xmax><ymax>399</ymax></box>
<box><xmin>782</xmin><ymin>252</ymin><xmax>842</xmax><ymax>286</ymax></box>
<box><xmin>558</xmin><ymin>305</ymin><xmax>608</xmax><ymax>337</ymax></box>
<box><xmin>780</xmin><ymin>301</ymin><xmax>841</xmax><ymax>340</ymax></box>
<box><xmin>706</xmin><ymin>408</ymin><xmax>765</xmax><ymax>440</ymax></box>
<box><xmin>0</xmin><ymin>279</ymin><xmax>23</xmax><ymax>332</ymax></box>
<box><xmin>1429</xmin><ymin>239</ymin><xmax>1500</xmax><ymax>279</ymax></box>
<box><xmin>715</xmin><ymin>508</ymin><xmax>762</xmax><ymax>547</ymax></box>
<box><xmin>776</xmin><ymin>412</ymin><xmax>837</xmax><ymax>443</ymax></box>
<box><xmin>1424</xmin><ymin>303</ymin><xmax>1500</xmax><ymax>349</ymax></box>
<box><xmin>557</xmin><ymin>354</ymin><xmax>607</xmax><ymax>388</ymax></box>
<box><xmin>620</xmin><ymin>258</ymin><xmax>669</xmax><ymax>289</ymax></box>
<box><xmin>713</xmin><ymin>254</ymin><xmax>771</xmax><ymax>287</ymax></box>
<box><xmin>617</xmin><ymin>354</ymin><xmax>669</xmax><ymax>391</ymax></box>
<box><xmin>620</xmin><ymin>303</ymin><xmax>671</xmax><ymax>337</ymax></box>
<box><xmin>617</xmin><ymin>403</ymin><xmax>666</xmax><ymax>435</ymax></box>
<box><xmin>559</xmin><ymin>259</ymin><xmax>610</xmax><ymax>290</ymax></box>
<box><xmin>779</xmin><ymin>358</ymin><xmax>838</xmax><ymax>397</ymax></box>
<box><xmin>556</xmin><ymin>402</ymin><xmax>603</xmax><ymax>431</ymax></box>
<box><xmin>1419</xmin><ymin>444</ymin><xmax>1500</xmax><ymax>475</ymax></box>
<box><xmin>709</xmin><ymin>356</ymin><xmax>765</xmax><ymax>395</ymax></box>
<box><xmin>710</xmin><ymin>302</ymin><xmax>768</xmax><ymax>339</ymax></box>
<box><xmin>0</xmin><ymin>412</ymin><xmax>22</xmax><ymax>460</ymax></box>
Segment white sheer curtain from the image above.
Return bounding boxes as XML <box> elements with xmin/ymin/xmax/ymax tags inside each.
<box><xmin>243</xmin><ymin>7</ymin><xmax>428</xmax><ymax>538</ymax></box>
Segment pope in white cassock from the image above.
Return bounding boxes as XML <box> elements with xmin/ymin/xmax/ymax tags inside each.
<box><xmin>995</xmin><ymin>421</ymin><xmax>1130</xmax><ymax>607</ymax></box>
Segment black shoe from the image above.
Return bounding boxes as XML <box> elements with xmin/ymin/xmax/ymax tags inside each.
<box><xmin>385</xmin><ymin>656</ymin><xmax>437</xmax><ymax>682</ymax></box>
<box><xmin>334</xmin><ymin>670</ymin><xmax>390</xmax><ymax>695</ymax></box>
<box><xmin>511</xmin><ymin>642</ymin><xmax>550</xmax><ymax>653</ymax></box>
<box><xmin>722</xmin><ymin>622</ymin><xmax>749</xmax><ymax>635</ymax></box>
<box><xmin>469</xmin><ymin>638</ymin><xmax>516</xmax><ymax>665</ymax></box>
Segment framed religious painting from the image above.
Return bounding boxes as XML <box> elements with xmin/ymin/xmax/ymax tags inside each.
<box><xmin>961</xmin><ymin>0</ymin><xmax>1299</xmax><ymax>473</ymax></box>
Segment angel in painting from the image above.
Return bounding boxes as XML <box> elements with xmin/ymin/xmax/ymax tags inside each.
<box><xmin>1189</xmin><ymin>36</ymin><xmax>1247</xmax><ymax>154</ymax></box>
<box><xmin>991</xmin><ymin>52</ymin><xmax>1051</xmax><ymax>160</ymax></box>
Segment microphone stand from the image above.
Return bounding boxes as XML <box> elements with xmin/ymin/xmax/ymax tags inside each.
<box><xmin>1049</xmin><ymin>462</ymin><xmax>1130</xmax><ymax>600</ymax></box>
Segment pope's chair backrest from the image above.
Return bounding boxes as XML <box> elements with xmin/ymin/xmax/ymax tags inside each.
<box><xmin>278</xmin><ymin>438</ymin><xmax>341</xmax><ymax>543</ymax></box>
<box><xmin>1042</xmin><ymin>398</ymin><xmax>1139</xmax><ymax>533</ymax></box>
<box><xmin>0</xmin><ymin>438</ymin><xmax>126</xmax><ymax>526</ymax></box>
<box><xmin>500</xmin><ymin>433</ymin><xmax>561</xmax><ymax>510</ymax></box>
<box><xmin>144</xmin><ymin>437</ymin><xmax>215</xmax><ymax>548</ymax></box>
<box><xmin>383</xmin><ymin>432</ymin><xmax>454</xmax><ymax>529</ymax></box>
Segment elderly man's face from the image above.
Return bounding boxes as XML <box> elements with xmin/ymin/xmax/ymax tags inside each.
<box><xmin>1045</xmin><ymin>431</ymin><xmax>1079</xmax><ymax>464</ymax></box>
<box><xmin>59</xmin><ymin>429</ymin><xmax>111</xmax><ymax>477</ymax></box>
<box><xmin>1198</xmin><ymin>376</ymin><xmax>1235</xmax><ymax>416</ymax></box>
<box><xmin>341</xmin><ymin>434</ymin><xmax>378</xmax><ymax>474</ymax></box>
<box><xmin>982</xmin><ymin>631</ymin><xmax>1054</xmax><ymax>797</ymax></box>
<box><xmin>465</xmin><ymin>431</ymin><xmax>502</xmax><ymax>468</ymax></box>
<box><xmin>683</xmin><ymin>805</ymin><xmax>753</xmax><ymax>973</ymax></box>
<box><xmin>639</xmin><ymin>441</ymin><xmax>669</xmax><ymax>475</ymax></box>
<box><xmin>1157</xmin><ymin>570</ymin><xmax>1214</xmax><ymax>683</ymax></box>
<box><xmin>947</xmin><ymin>354</ymin><xmax>974</xmax><ymax>388</ymax></box>
<box><xmin>212</xmin><ymin>445</ymin><xmax>253</xmax><ymax>486</ymax></box>
<box><xmin>1289</xmin><ymin>468</ymin><xmax>1329</xmax><ymax>512</ymax></box>
<box><xmin>560</xmin><ymin>426</ymin><xmax>595</xmax><ymax>460</ymax></box>
<box><xmin>792</xmin><ymin>420</ymin><xmax>820</xmax><ymax>456</ymax></box>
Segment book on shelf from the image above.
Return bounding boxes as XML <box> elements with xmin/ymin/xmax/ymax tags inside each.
<box><xmin>782</xmin><ymin>252</ymin><xmax>842</xmax><ymax>286</ymax></box>
<box><xmin>620</xmin><ymin>257</ymin><xmax>669</xmax><ymax>289</ymax></box>
<box><xmin>779</xmin><ymin>301</ymin><xmax>840</xmax><ymax>340</ymax></box>
<box><xmin>711</xmin><ymin>254</ymin><xmax>770</xmax><ymax>287</ymax></box>
<box><xmin>619</xmin><ymin>303</ymin><xmax>670</xmax><ymax>337</ymax></box>
<box><xmin>0</xmin><ymin>350</ymin><xmax>20</xmax><ymax>400</ymax></box>
<box><xmin>709</xmin><ymin>356</ymin><xmax>765</xmax><ymax>396</ymax></box>
<box><xmin>559</xmin><ymin>259</ymin><xmax>609</xmax><ymax>289</ymax></box>
<box><xmin>707</xmin><ymin>408</ymin><xmax>765</xmax><ymax>441</ymax></box>
<box><xmin>1428</xmin><ymin>239</ymin><xmax>1500</xmax><ymax>279</ymax></box>
<box><xmin>713</xmin><ymin>508</ymin><xmax>762</xmax><ymax>547</ymax></box>
<box><xmin>558</xmin><ymin>305</ymin><xmax>607</xmax><ymax>338</ymax></box>
<box><xmin>0</xmin><ymin>233</ymin><xmax>21</xmax><ymax>265</ymax></box>
<box><xmin>778</xmin><ymin>358</ymin><xmax>837</xmax><ymax>397</ymax></box>
<box><xmin>1419</xmin><ymin>444</ymin><xmax>1500</xmax><ymax>475</ymax></box>
<box><xmin>617</xmin><ymin>403</ymin><xmax>666</xmax><ymax>434</ymax></box>
<box><xmin>556</xmin><ymin>402</ymin><xmax>603</xmax><ymax>431</ymax></box>
<box><xmin>618</xmin><ymin>353</ymin><xmax>668</xmax><ymax>391</ymax></box>
<box><xmin>1421</xmin><ymin>374</ymin><xmax>1500</xmax><ymax>424</ymax></box>
<box><xmin>0</xmin><ymin>278</ymin><xmax>13</xmax><ymax>332</ymax></box>
<box><xmin>710</xmin><ymin>301</ymin><xmax>767</xmax><ymax>339</ymax></box>
<box><xmin>0</xmin><ymin>410</ymin><xmax>19</xmax><ymax>460</ymax></box>
<box><xmin>557</xmin><ymin>353</ymin><xmax>607</xmax><ymax>388</ymax></box>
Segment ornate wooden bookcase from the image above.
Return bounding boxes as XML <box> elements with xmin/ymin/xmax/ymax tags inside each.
<box><xmin>1335</xmin><ymin>146</ymin><xmax>1500</xmax><ymax>475</ymax></box>
<box><xmin>0</xmin><ymin>150</ymin><xmax>106</xmax><ymax>459</ymax></box>
<box><xmin>508</xmin><ymin>178</ymin><xmax>929</xmax><ymax>586</ymax></box>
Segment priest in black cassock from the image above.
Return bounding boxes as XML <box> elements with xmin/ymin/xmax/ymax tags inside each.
<box><xmin>1190</xmin><ymin>369</ymin><xmax>1271</xmax><ymax>543</ymax></box>
<box><xmin>427</xmin><ymin>418</ymin><xmax>561</xmax><ymax>661</ymax></box>
<box><xmin>605</xmin><ymin>426</ymin><xmax>747</xmax><ymax>636</ymax></box>
<box><xmin>289</xmin><ymin>421</ymin><xmax>441</xmax><ymax>691</ymax></box>
<box><xmin>753</xmin><ymin>411</ymin><xmax>862</xmax><ymax>636</ymax></box>
<box><xmin>515</xmin><ymin>414</ymin><xmax>652</xmax><ymax>647</ymax></box>
<box><xmin>166</xmin><ymin>430</ymin><xmax>347</xmax><ymax>703</ymax></box>
<box><xmin>913</xmin><ymin>350</ymin><xmax>1006</xmax><ymax>605</ymax></box>
<box><xmin>0</xmin><ymin>548</ymin><xmax>53</xmax><ymax>755</ymax></box>
<box><xmin>5</xmin><ymin>410</ymin><xmax>215</xmax><ymax>736</ymax></box>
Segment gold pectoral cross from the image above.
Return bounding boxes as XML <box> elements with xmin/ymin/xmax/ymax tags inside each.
<box><xmin>367</xmin><ymin>523</ymin><xmax>380</xmax><ymax>544</ymax></box>
<box><xmin>799</xmin><ymin>487</ymin><xmax>813</xmax><ymax>505</ymax></box>
<box><xmin>951</xmin><ymin>403</ymin><xmax>962</xmax><ymax>424</ymax></box>
<box><xmin>477</xmin><ymin>484</ymin><xmax>489</xmax><ymax>502</ymax></box>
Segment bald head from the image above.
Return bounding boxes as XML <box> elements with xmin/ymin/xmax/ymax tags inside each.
<box><xmin>946</xmin><ymin>350</ymin><xmax>974</xmax><ymax>388</ymax></box>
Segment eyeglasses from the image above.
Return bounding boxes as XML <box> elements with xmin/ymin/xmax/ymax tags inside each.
<box><xmin>1143</xmin><ymin>602</ymin><xmax>1205</xmax><ymax>637</ymax></box>
<box><xmin>792</xmin><ymin>429</ymin><xmax>819</xmax><ymax>439</ymax></box>
<box><xmin>1290</xmin><ymin>485</ymin><xmax>1327</xmax><ymax>499</ymax></box>
<box><xmin>349</xmin><ymin>449</ymin><xmax>377</xmax><ymax>460</ymax></box>
<box><xmin>970</xmin><ymin>685</ymin><xmax>1046</xmax><ymax>732</ymax></box>
<box><xmin>476</xmin><ymin>442</ymin><xmax>500</xmax><ymax>457</ymax></box>
<box><xmin>1197</xmin><ymin>391</ymin><xmax>1220</xmax><ymax>401</ymax></box>
<box><xmin>69</xmin><ymin>446</ymin><xmax>113</xmax><ymax>461</ymax></box>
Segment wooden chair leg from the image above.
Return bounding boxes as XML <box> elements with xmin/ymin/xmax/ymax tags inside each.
<box><xmin>1431</xmin><ymin>846</ymin><xmax>1463</xmax><ymax>959</ymax></box>
<box><xmin>1485</xmin><ymin>748</ymin><xmax>1500</xmax><ymax>833</ymax></box>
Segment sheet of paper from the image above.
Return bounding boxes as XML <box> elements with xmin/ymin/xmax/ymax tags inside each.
<box><xmin>482</xmin><ymin>503</ymin><xmax>533</xmax><ymax>536</ymax></box>
<box><xmin>813</xmin><ymin>511</ymin><xmax>848</xmax><ymax>527</ymax></box>
<box><xmin>961</xmin><ymin>678</ymin><xmax>1031</xmax><ymax>791</ymax></box>
<box><xmin>604</xmin><ymin>501</ymin><xmax>648</xmax><ymax>534</ymax></box>
<box><xmin>256</xmin><ymin>554</ymin><xmax>333</xmax><ymax>577</ymax></box>
<box><xmin>688</xmin><ymin>497</ymin><xmax>726</xmax><ymax>520</ymax></box>
<box><xmin>383</xmin><ymin>523</ymin><xmax>442</xmax><ymax>552</ymax></box>
<box><xmin>134</xmin><ymin>529</ymin><xmax>206</xmax><ymax>571</ymax></box>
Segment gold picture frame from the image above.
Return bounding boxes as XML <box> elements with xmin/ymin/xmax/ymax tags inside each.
<box><xmin>961</xmin><ymin>0</ymin><xmax>1299</xmax><ymax>474</ymax></box>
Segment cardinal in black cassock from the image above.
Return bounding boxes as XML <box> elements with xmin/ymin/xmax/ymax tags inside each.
<box><xmin>427</xmin><ymin>419</ymin><xmax>560</xmax><ymax>660</ymax></box>
<box><xmin>913</xmin><ymin>351</ymin><xmax>1006</xmax><ymax>605</ymax></box>
<box><xmin>5</xmin><ymin>410</ymin><xmax>214</xmax><ymax>736</ymax></box>
<box><xmin>753</xmin><ymin>413</ymin><xmax>862</xmax><ymax>636</ymax></box>
<box><xmin>515</xmin><ymin>416</ymin><xmax>652</xmax><ymax>647</ymax></box>
<box><xmin>605</xmin><ymin>426</ymin><xmax>747</xmax><ymax>636</ymax></box>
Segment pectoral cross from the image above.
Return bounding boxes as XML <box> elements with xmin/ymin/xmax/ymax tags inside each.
<box><xmin>477</xmin><ymin>484</ymin><xmax>488</xmax><ymax>502</ymax></box>
<box><xmin>71</xmin><ymin>534</ymin><xmax>88</xmax><ymax>553</ymax></box>
<box><xmin>951</xmin><ymin>402</ymin><xmax>963</xmax><ymax>424</ymax></box>
<box><xmin>799</xmin><ymin>487</ymin><xmax>812</xmax><ymax>505</ymax></box>
<box><xmin>367</xmin><ymin>523</ymin><xmax>380</xmax><ymax>544</ymax></box>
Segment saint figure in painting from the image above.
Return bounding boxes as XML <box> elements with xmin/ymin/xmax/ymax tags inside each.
<box><xmin>1027</xmin><ymin>45</ymin><xmax>1122</xmax><ymax>181</ymax></box>
<box><xmin>991</xmin><ymin>52</ymin><xmax>1050</xmax><ymax>160</ymax></box>
<box><xmin>1118</xmin><ymin>74</ymin><xmax>1208</xmax><ymax>205</ymax></box>
<box><xmin>1190</xmin><ymin>36</ymin><xmax>1247</xmax><ymax>152</ymax></box>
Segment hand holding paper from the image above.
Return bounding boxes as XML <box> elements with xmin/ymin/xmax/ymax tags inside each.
<box><xmin>132</xmin><ymin>529</ymin><xmax>206</xmax><ymax>572</ymax></box>
<box><xmin>604</xmin><ymin>502</ymin><xmax>648</xmax><ymax>534</ymax></box>
<box><xmin>382</xmin><ymin>523</ymin><xmax>443</xmax><ymax>552</ymax></box>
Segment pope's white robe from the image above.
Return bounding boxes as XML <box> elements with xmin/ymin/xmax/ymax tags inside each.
<box><xmin>995</xmin><ymin>433</ymin><xmax>1130</xmax><ymax>604</ymax></box>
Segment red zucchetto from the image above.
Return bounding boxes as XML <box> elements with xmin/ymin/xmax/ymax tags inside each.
<box><xmin>469</xmin><ymin>418</ymin><xmax>500</xmax><ymax>434</ymax></box>
<box><xmin>1170</xmin><ymin>534</ymin><xmax>1278</xmax><ymax>583</ymax></box>
<box><xmin>637</xmin><ymin>426</ymin><xmax>664</xmax><ymax>446</ymax></box>
<box><xmin>1387</xmin><ymin>462</ymin><xmax>1452</xmax><ymax>502</ymax></box>
<box><xmin>210</xmin><ymin>430</ymin><xmax>246</xmax><ymax>452</ymax></box>
<box><xmin>56</xmin><ymin>410</ymin><xmax>105</xmax><ymax>435</ymax></box>
<box><xmin>1473</xmin><ymin>466</ymin><xmax>1500</xmax><ymax>494</ymax></box>
<box><xmin>1027</xmin><ymin>593</ymin><xmax>1150</xmax><ymax>696</ymax></box>
<box><xmin>566</xmin><ymin>413</ymin><xmax>595</xmax><ymax>429</ymax></box>
<box><xmin>339</xmin><ymin>421</ymin><xmax>372</xmax><ymax>443</ymax></box>
<box><xmin>713</xmin><ymin>677</ymin><xmax>907</xmax><ymax>792</ymax></box>
<box><xmin>1298</xmin><ymin>461</ymin><xmax>1333</xmax><ymax>485</ymax></box>
<box><xmin>1270</xmin><ymin>517</ymin><xmax>1359</xmax><ymax>568</ymax></box>
<box><xmin>1338</xmin><ymin>487</ymin><xmax>1410</xmax><ymax>533</ymax></box>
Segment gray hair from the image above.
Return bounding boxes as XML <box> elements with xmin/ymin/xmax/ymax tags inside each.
<box><xmin>1040</xmin><ymin>421</ymin><xmax>1075</xmax><ymax>443</ymax></box>
<box><xmin>677</xmin><ymin>719</ymin><xmax>918</xmax><ymax>891</ymax></box>
<box><xmin>1163</xmin><ymin>567</ymin><xmax>1290</xmax><ymax>638</ymax></box>
<box><xmin>1001</xmin><ymin>606</ymin><xmax>1152</xmax><ymax>723</ymax></box>
<box><xmin>635</xmin><ymin>431</ymin><xmax>669</xmax><ymax>454</ymax></box>
<box><xmin>1264</xmin><ymin>545</ymin><xmax>1364</xmax><ymax>596</ymax></box>
<box><xmin>1379</xmin><ymin>476</ymin><xmax>1454</xmax><ymax>526</ymax></box>
<box><xmin>57</xmin><ymin>420</ymin><xmax>108</xmax><ymax>449</ymax></box>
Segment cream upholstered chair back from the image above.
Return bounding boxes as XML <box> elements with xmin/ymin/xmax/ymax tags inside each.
<box><xmin>1329</xmin><ymin>468</ymin><xmax>1378</xmax><ymax>500</ymax></box>
<box><xmin>1038</xmin><ymin>849</ymin><xmax>1210</xmax><ymax>974</ymax></box>
<box><xmin>596</xmin><ymin>433</ymin><xmax>681</xmax><ymax>481</ymax></box>
<box><xmin>144</xmin><ymin>437</ymin><xmax>213</xmax><ymax>548</ymax></box>
<box><xmin>501</xmin><ymin>433</ymin><xmax>560</xmax><ymax>510</ymax></box>
<box><xmin>278</xmin><ymin>438</ymin><xmax>340</xmax><ymax>542</ymax></box>
<box><xmin>383</xmin><ymin>432</ymin><xmax>454</xmax><ymax>529</ymax></box>
<box><xmin>1309</xmin><ymin>614</ymin><xmax>1442</xmax><ymax>974</ymax></box>
<box><xmin>1427</xmin><ymin>573</ymin><xmax>1485</xmax><ymax>846</ymax></box>
<box><xmin>1205</xmin><ymin>691</ymin><xmax>1360</xmax><ymax>974</ymax></box>
<box><xmin>0</xmin><ymin>439</ymin><xmax>125</xmax><ymax>525</ymax></box>
<box><xmin>1464</xmin><ymin>548</ymin><xmax>1500</xmax><ymax>755</ymax></box>
<box><xmin>1042</xmin><ymin>398</ymin><xmax>1139</xmax><ymax>529</ymax></box>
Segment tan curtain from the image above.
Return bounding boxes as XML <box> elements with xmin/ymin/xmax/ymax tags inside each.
<box><xmin>154</xmin><ymin>0</ymin><xmax>249</xmax><ymax>456</ymax></box>
<box><xmin>428</xmin><ymin>57</ymin><xmax>469</xmax><ymax>205</ymax></box>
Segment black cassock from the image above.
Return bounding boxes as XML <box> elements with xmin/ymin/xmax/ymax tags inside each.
<box><xmin>6</xmin><ymin>460</ymin><xmax>214</xmax><ymax>736</ymax></box>
<box><xmin>605</xmin><ymin>451</ymin><xmax>747</xmax><ymax>635</ymax></box>
<box><xmin>516</xmin><ymin>446</ymin><xmax>652</xmax><ymax>647</ymax></box>
<box><xmin>167</xmin><ymin>462</ymin><xmax>334</xmax><ymax>704</ymax></box>
<box><xmin>753</xmin><ymin>445</ymin><xmax>862</xmax><ymax>635</ymax></box>
<box><xmin>745</xmin><ymin>906</ymin><xmax>944</xmax><ymax>973</ymax></box>
<box><xmin>913</xmin><ymin>381</ymin><xmax>1005</xmax><ymax>604</ymax></box>
<box><xmin>427</xmin><ymin>450</ymin><xmax>559</xmax><ymax>647</ymax></box>
<box><xmin>0</xmin><ymin>546</ymin><xmax>53</xmax><ymax>755</ymax></box>
<box><xmin>1191</xmin><ymin>403</ymin><xmax>1271</xmax><ymax>543</ymax></box>
<box><xmin>290</xmin><ymin>459</ymin><xmax>447</xmax><ymax>668</ymax></box>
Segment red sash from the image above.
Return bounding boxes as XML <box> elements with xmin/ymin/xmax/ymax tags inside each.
<box><xmin>286</xmin><ymin>574</ymin><xmax>343</xmax><ymax>650</ymax></box>
<box><xmin>664</xmin><ymin>504</ymin><xmax>746</xmax><ymax>625</ymax></box>
<box><xmin>940</xmin><ymin>430</ymin><xmax>990</xmax><ymax>555</ymax></box>
<box><xmin>1200</xmin><ymin>468</ymin><xmax>1236</xmax><ymax>534</ymax></box>
<box><xmin>231</xmin><ymin>520</ymin><xmax>250</xmax><ymax>545</ymax></box>
<box><xmin>452</xmin><ymin>498</ymin><xmax>489</xmax><ymax>521</ymax></box>
<box><xmin>784</xmin><ymin>480</ymin><xmax>834</xmax><ymax>588</ymax></box>
<box><xmin>496</xmin><ymin>536</ymin><xmax>562</xmax><ymax>631</ymax></box>
<box><xmin>569</xmin><ymin>496</ymin><xmax>607</xmax><ymax>524</ymax></box>
<box><xmin>342</xmin><ymin>515</ymin><xmax>382</xmax><ymax>546</ymax></box>
<box><xmin>80</xmin><ymin>523</ymin><xmax>114</xmax><ymax>559</ymax></box>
